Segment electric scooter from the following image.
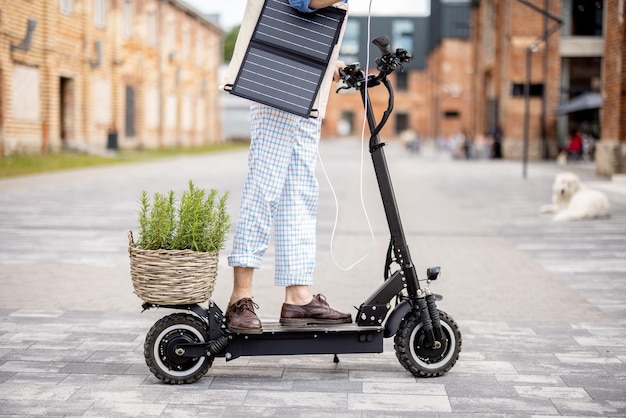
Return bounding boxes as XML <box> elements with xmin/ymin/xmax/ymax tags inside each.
<box><xmin>140</xmin><ymin>36</ymin><xmax>462</xmax><ymax>384</ymax></box>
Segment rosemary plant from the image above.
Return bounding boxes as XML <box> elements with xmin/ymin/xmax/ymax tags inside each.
<box><xmin>136</xmin><ymin>180</ymin><xmax>231</xmax><ymax>252</ymax></box>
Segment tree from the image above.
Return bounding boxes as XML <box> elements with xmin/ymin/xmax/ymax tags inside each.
<box><xmin>223</xmin><ymin>25</ymin><xmax>240</xmax><ymax>62</ymax></box>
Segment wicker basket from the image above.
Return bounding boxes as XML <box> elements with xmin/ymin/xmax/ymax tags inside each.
<box><xmin>128</xmin><ymin>232</ymin><xmax>218</xmax><ymax>305</ymax></box>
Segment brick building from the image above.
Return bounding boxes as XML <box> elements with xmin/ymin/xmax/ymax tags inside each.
<box><xmin>596</xmin><ymin>0</ymin><xmax>626</xmax><ymax>176</ymax></box>
<box><xmin>321</xmin><ymin>0</ymin><xmax>473</xmax><ymax>150</ymax></box>
<box><xmin>0</xmin><ymin>0</ymin><xmax>222</xmax><ymax>156</ymax></box>
<box><xmin>470</xmin><ymin>0</ymin><xmax>625</xmax><ymax>175</ymax></box>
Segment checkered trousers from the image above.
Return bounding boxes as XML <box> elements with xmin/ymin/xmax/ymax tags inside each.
<box><xmin>228</xmin><ymin>103</ymin><xmax>322</xmax><ymax>286</ymax></box>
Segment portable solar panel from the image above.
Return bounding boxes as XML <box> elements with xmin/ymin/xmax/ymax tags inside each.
<box><xmin>229</xmin><ymin>0</ymin><xmax>347</xmax><ymax>118</ymax></box>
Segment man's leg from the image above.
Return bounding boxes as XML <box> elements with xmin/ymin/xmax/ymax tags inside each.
<box><xmin>230</xmin><ymin>267</ymin><xmax>254</xmax><ymax>306</ymax></box>
<box><xmin>225</xmin><ymin>266</ymin><xmax>262</xmax><ymax>333</ymax></box>
<box><xmin>226</xmin><ymin>104</ymin><xmax>297</xmax><ymax>332</ymax></box>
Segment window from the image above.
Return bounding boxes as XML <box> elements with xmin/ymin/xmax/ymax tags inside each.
<box><xmin>182</xmin><ymin>29</ymin><xmax>190</xmax><ymax>60</ymax></box>
<box><xmin>60</xmin><ymin>0</ymin><xmax>73</xmax><ymax>15</ymax></box>
<box><xmin>195</xmin><ymin>34</ymin><xmax>204</xmax><ymax>66</ymax></box>
<box><xmin>125</xmin><ymin>85</ymin><xmax>136</xmax><ymax>137</ymax></box>
<box><xmin>339</xmin><ymin>20</ymin><xmax>360</xmax><ymax>63</ymax></box>
<box><xmin>395</xmin><ymin>112</ymin><xmax>409</xmax><ymax>134</ymax></box>
<box><xmin>571</xmin><ymin>0</ymin><xmax>603</xmax><ymax>36</ymax></box>
<box><xmin>123</xmin><ymin>0</ymin><xmax>133</xmax><ymax>40</ymax></box>
<box><xmin>167</xmin><ymin>18</ymin><xmax>176</xmax><ymax>55</ymax></box>
<box><xmin>511</xmin><ymin>83</ymin><xmax>544</xmax><ymax>97</ymax></box>
<box><xmin>94</xmin><ymin>0</ymin><xmax>106</xmax><ymax>28</ymax></box>
<box><xmin>396</xmin><ymin>71</ymin><xmax>408</xmax><ymax>91</ymax></box>
<box><xmin>392</xmin><ymin>20</ymin><xmax>414</xmax><ymax>53</ymax></box>
<box><xmin>147</xmin><ymin>11</ymin><xmax>157</xmax><ymax>47</ymax></box>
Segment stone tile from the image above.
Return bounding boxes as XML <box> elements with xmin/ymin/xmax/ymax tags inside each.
<box><xmin>495</xmin><ymin>374</ymin><xmax>564</xmax><ymax>385</ymax></box>
<box><xmin>59</xmin><ymin>361</ymin><xmax>132</xmax><ymax>375</ymax></box>
<box><xmin>451</xmin><ymin>360</ymin><xmax>517</xmax><ymax>375</ymax></box>
<box><xmin>445</xmin><ymin>382</ymin><xmax>519</xmax><ymax>398</ymax></box>
<box><xmin>448</xmin><ymin>396</ymin><xmax>557</xmax><ymax>415</ymax></box>
<box><xmin>282</xmin><ymin>368</ymin><xmax>350</xmax><ymax>381</ymax></box>
<box><xmin>0</xmin><ymin>360</ymin><xmax>66</xmax><ymax>373</ymax></box>
<box><xmin>243</xmin><ymin>390</ymin><xmax>347</xmax><ymax>409</ymax></box>
<box><xmin>362</xmin><ymin>412</ymin><xmax>438</xmax><ymax>418</ymax></box>
<box><xmin>348</xmin><ymin>393</ymin><xmax>451</xmax><ymax>412</ymax></box>
<box><xmin>361</xmin><ymin>381</ymin><xmax>446</xmax><ymax>396</ymax></box>
<box><xmin>83</xmin><ymin>401</ymin><xmax>166</xmax><ymax>417</ymax></box>
<box><xmin>160</xmin><ymin>404</ymin><xmax>227</xmax><ymax>417</ymax></box>
<box><xmin>584</xmin><ymin>386</ymin><xmax>626</xmax><ymax>402</ymax></box>
<box><xmin>0</xmin><ymin>383</ymin><xmax>78</xmax><ymax>401</ymax></box>
<box><xmin>85</xmin><ymin>349</ymin><xmax>145</xmax><ymax>364</ymax></box>
<box><xmin>0</xmin><ymin>371</ymin><xmax>15</xmax><ymax>383</ymax></box>
<box><xmin>348</xmin><ymin>370</ymin><xmax>417</xmax><ymax>382</ymax></box>
<box><xmin>61</xmin><ymin>373</ymin><xmax>148</xmax><ymax>387</ymax></box>
<box><xmin>69</xmin><ymin>386</ymin><xmax>165</xmax><ymax>404</ymax></box>
<box><xmin>551</xmin><ymin>398</ymin><xmax>624</xmax><ymax>416</ymax></box>
<box><xmin>555</xmin><ymin>351</ymin><xmax>622</xmax><ymax>365</ymax></box>
<box><xmin>0</xmin><ymin>399</ymin><xmax>92</xmax><ymax>416</ymax></box>
<box><xmin>157</xmin><ymin>388</ymin><xmax>248</xmax><ymax>406</ymax></box>
<box><xmin>292</xmin><ymin>379</ymin><xmax>362</xmax><ymax>393</ymax></box>
<box><xmin>210</xmin><ymin>376</ymin><xmax>293</xmax><ymax>391</ymax></box>
<box><xmin>206</xmin><ymin>365</ymin><xmax>284</xmax><ymax>379</ymax></box>
<box><xmin>514</xmin><ymin>385</ymin><xmax>591</xmax><ymax>400</ymax></box>
<box><xmin>2</xmin><ymin>348</ymin><xmax>93</xmax><ymax>363</ymax></box>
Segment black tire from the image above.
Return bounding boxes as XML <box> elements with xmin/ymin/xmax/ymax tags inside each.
<box><xmin>144</xmin><ymin>313</ymin><xmax>213</xmax><ymax>384</ymax></box>
<box><xmin>394</xmin><ymin>310</ymin><xmax>461</xmax><ymax>377</ymax></box>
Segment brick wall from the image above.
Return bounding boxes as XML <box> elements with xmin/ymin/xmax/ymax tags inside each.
<box><xmin>471</xmin><ymin>0</ymin><xmax>563</xmax><ymax>160</ymax></box>
<box><xmin>597</xmin><ymin>0</ymin><xmax>626</xmax><ymax>176</ymax></box>
<box><xmin>321</xmin><ymin>39</ymin><xmax>472</xmax><ymax>147</ymax></box>
<box><xmin>0</xmin><ymin>0</ymin><xmax>222</xmax><ymax>156</ymax></box>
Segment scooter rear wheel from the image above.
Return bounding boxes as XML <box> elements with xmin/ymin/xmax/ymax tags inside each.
<box><xmin>144</xmin><ymin>313</ymin><xmax>213</xmax><ymax>384</ymax></box>
<box><xmin>394</xmin><ymin>310</ymin><xmax>461</xmax><ymax>377</ymax></box>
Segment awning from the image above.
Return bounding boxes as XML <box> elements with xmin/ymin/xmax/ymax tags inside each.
<box><xmin>554</xmin><ymin>92</ymin><xmax>602</xmax><ymax>115</ymax></box>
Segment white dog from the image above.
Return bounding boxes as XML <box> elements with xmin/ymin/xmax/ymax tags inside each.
<box><xmin>540</xmin><ymin>172</ymin><xmax>611</xmax><ymax>221</ymax></box>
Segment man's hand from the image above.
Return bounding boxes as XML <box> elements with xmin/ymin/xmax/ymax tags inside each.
<box><xmin>333</xmin><ymin>60</ymin><xmax>346</xmax><ymax>82</ymax></box>
<box><xmin>309</xmin><ymin>0</ymin><xmax>342</xmax><ymax>9</ymax></box>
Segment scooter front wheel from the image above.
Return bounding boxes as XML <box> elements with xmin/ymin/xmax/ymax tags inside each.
<box><xmin>144</xmin><ymin>313</ymin><xmax>213</xmax><ymax>384</ymax></box>
<box><xmin>394</xmin><ymin>310</ymin><xmax>461</xmax><ymax>377</ymax></box>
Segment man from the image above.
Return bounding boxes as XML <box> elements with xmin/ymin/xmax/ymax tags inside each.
<box><xmin>226</xmin><ymin>0</ymin><xmax>351</xmax><ymax>333</ymax></box>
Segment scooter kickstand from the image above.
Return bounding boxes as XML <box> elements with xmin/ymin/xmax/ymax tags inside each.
<box><xmin>333</xmin><ymin>354</ymin><xmax>340</xmax><ymax>363</ymax></box>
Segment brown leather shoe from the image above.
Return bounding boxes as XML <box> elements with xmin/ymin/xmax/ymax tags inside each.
<box><xmin>225</xmin><ymin>298</ymin><xmax>263</xmax><ymax>334</ymax></box>
<box><xmin>280</xmin><ymin>294</ymin><xmax>352</xmax><ymax>326</ymax></box>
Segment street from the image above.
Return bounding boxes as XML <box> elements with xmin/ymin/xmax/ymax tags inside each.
<box><xmin>0</xmin><ymin>139</ymin><xmax>625</xmax><ymax>416</ymax></box>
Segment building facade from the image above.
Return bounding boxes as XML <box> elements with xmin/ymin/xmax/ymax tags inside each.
<box><xmin>470</xmin><ymin>0</ymin><xmax>626</xmax><ymax>175</ymax></box>
<box><xmin>321</xmin><ymin>0</ymin><xmax>473</xmax><ymax>147</ymax></box>
<box><xmin>0</xmin><ymin>0</ymin><xmax>222</xmax><ymax>156</ymax></box>
<box><xmin>596</xmin><ymin>0</ymin><xmax>626</xmax><ymax>176</ymax></box>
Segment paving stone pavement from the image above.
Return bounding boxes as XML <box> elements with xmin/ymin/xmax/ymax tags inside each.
<box><xmin>0</xmin><ymin>139</ymin><xmax>625</xmax><ymax>417</ymax></box>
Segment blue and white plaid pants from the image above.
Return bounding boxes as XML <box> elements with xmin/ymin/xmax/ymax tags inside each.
<box><xmin>228</xmin><ymin>103</ymin><xmax>322</xmax><ymax>286</ymax></box>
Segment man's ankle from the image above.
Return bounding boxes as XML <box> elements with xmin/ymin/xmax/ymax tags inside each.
<box><xmin>284</xmin><ymin>285</ymin><xmax>313</xmax><ymax>305</ymax></box>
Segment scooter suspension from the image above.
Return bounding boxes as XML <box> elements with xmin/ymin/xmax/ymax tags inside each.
<box><xmin>415</xmin><ymin>292</ymin><xmax>440</xmax><ymax>349</ymax></box>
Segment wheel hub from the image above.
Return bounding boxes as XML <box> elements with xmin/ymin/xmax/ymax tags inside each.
<box><xmin>414</xmin><ymin>331</ymin><xmax>448</xmax><ymax>363</ymax></box>
<box><xmin>159</xmin><ymin>329</ymin><xmax>201</xmax><ymax>371</ymax></box>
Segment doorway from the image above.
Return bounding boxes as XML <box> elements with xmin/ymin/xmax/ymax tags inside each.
<box><xmin>125</xmin><ymin>85</ymin><xmax>136</xmax><ymax>138</ymax></box>
<box><xmin>59</xmin><ymin>77</ymin><xmax>75</xmax><ymax>145</ymax></box>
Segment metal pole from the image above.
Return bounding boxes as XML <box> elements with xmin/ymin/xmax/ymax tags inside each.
<box><xmin>523</xmin><ymin>47</ymin><xmax>532</xmax><ymax>179</ymax></box>
<box><xmin>540</xmin><ymin>0</ymin><xmax>550</xmax><ymax>159</ymax></box>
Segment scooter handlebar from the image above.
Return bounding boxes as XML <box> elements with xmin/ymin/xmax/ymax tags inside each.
<box><xmin>372</xmin><ymin>35</ymin><xmax>391</xmax><ymax>56</ymax></box>
<box><xmin>336</xmin><ymin>35</ymin><xmax>414</xmax><ymax>92</ymax></box>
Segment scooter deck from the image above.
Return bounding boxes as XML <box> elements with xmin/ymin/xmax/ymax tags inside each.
<box><xmin>222</xmin><ymin>322</ymin><xmax>385</xmax><ymax>360</ymax></box>
<box><xmin>237</xmin><ymin>322</ymin><xmax>382</xmax><ymax>334</ymax></box>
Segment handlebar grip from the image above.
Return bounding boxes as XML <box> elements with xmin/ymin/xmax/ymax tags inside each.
<box><xmin>372</xmin><ymin>35</ymin><xmax>391</xmax><ymax>56</ymax></box>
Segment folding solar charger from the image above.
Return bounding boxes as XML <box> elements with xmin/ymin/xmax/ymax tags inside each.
<box><xmin>225</xmin><ymin>0</ymin><xmax>347</xmax><ymax>118</ymax></box>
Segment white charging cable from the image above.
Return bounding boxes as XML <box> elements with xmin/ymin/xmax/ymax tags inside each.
<box><xmin>318</xmin><ymin>0</ymin><xmax>376</xmax><ymax>271</ymax></box>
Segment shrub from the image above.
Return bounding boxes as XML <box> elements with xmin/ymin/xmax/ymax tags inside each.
<box><xmin>136</xmin><ymin>180</ymin><xmax>230</xmax><ymax>253</ymax></box>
